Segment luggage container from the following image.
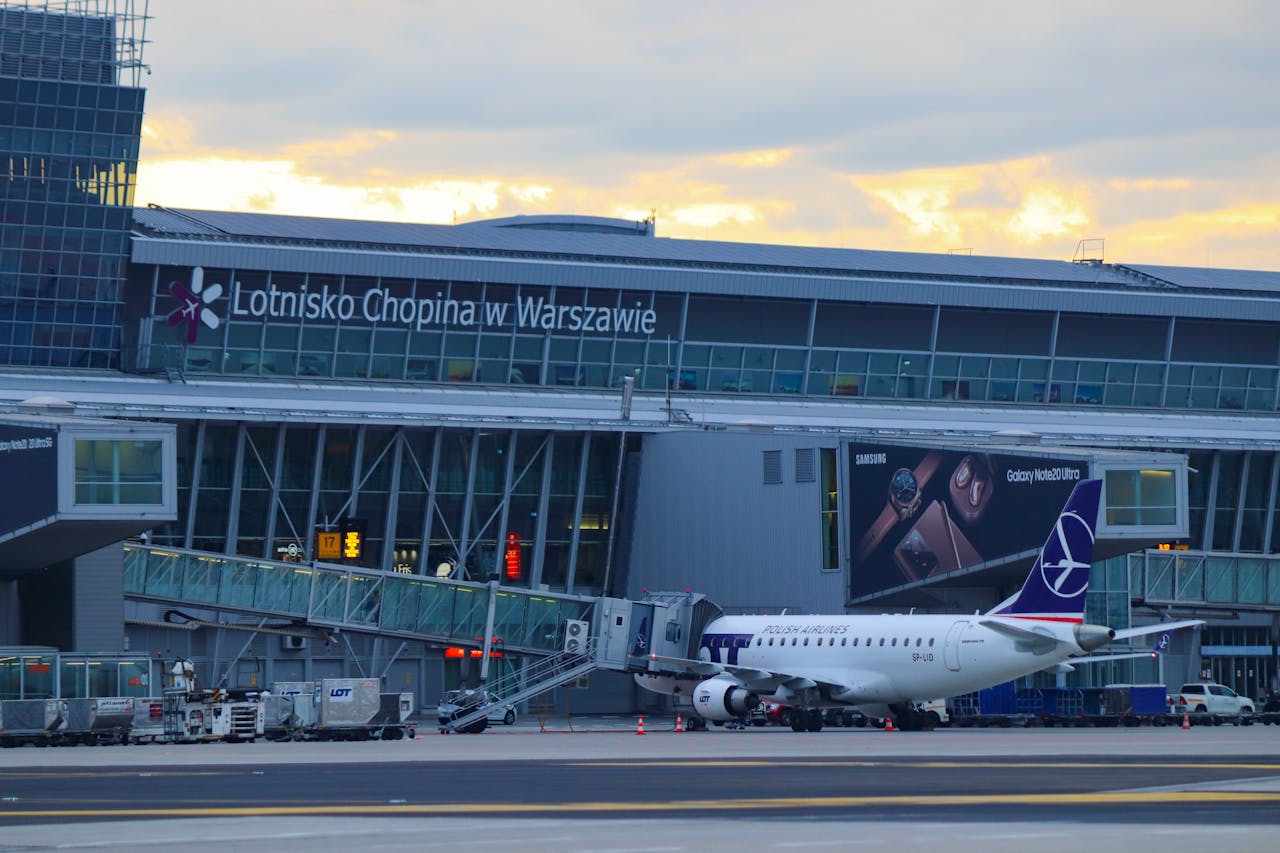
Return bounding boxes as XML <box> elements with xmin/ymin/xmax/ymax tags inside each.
<box><xmin>0</xmin><ymin>699</ymin><xmax>63</xmax><ymax>747</ymax></box>
<box><xmin>61</xmin><ymin>697</ymin><xmax>135</xmax><ymax>745</ymax></box>
<box><xmin>264</xmin><ymin>681</ymin><xmax>318</xmax><ymax>740</ymax></box>
<box><xmin>310</xmin><ymin>678</ymin><xmax>377</xmax><ymax>740</ymax></box>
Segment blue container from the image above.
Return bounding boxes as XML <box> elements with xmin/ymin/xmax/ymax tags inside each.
<box><xmin>979</xmin><ymin>681</ymin><xmax>1016</xmax><ymax>715</ymax></box>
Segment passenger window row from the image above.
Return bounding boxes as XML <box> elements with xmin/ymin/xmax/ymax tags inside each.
<box><xmin>745</xmin><ymin>636</ymin><xmax>939</xmax><ymax>648</ymax></box>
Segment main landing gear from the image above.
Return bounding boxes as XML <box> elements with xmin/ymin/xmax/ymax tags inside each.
<box><xmin>789</xmin><ymin>708</ymin><xmax>824</xmax><ymax>732</ymax></box>
<box><xmin>888</xmin><ymin>702</ymin><xmax>935</xmax><ymax>732</ymax></box>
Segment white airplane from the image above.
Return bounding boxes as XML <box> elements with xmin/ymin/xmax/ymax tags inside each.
<box><xmin>633</xmin><ymin>479</ymin><xmax>1202</xmax><ymax>731</ymax></box>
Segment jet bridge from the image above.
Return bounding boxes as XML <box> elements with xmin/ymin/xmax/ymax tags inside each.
<box><xmin>122</xmin><ymin>545</ymin><xmax>709</xmax><ymax>730</ymax></box>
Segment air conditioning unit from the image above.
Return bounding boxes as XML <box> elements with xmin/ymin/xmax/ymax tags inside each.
<box><xmin>563</xmin><ymin>619</ymin><xmax>589</xmax><ymax>654</ymax></box>
<box><xmin>282</xmin><ymin>635</ymin><xmax>308</xmax><ymax>651</ymax></box>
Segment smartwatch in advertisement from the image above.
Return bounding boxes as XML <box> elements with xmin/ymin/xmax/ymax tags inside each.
<box><xmin>852</xmin><ymin>452</ymin><xmax>942</xmax><ymax>568</ymax></box>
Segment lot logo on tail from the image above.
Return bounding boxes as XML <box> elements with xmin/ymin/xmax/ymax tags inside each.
<box><xmin>993</xmin><ymin>479</ymin><xmax>1101</xmax><ymax>621</ymax></box>
<box><xmin>630</xmin><ymin>616</ymin><xmax>650</xmax><ymax>657</ymax></box>
<box><xmin>1039</xmin><ymin>509</ymin><xmax>1095</xmax><ymax>599</ymax></box>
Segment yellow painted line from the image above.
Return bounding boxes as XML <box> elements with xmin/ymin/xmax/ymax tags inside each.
<box><xmin>3</xmin><ymin>791</ymin><xmax>1280</xmax><ymax>819</ymax></box>
<box><xmin>573</xmin><ymin>760</ymin><xmax>1280</xmax><ymax>771</ymax></box>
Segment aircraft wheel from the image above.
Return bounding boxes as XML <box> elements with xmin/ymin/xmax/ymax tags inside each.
<box><xmin>790</xmin><ymin>715</ymin><xmax>806</xmax><ymax>733</ymax></box>
<box><xmin>804</xmin><ymin>709</ymin><xmax>824</xmax><ymax>732</ymax></box>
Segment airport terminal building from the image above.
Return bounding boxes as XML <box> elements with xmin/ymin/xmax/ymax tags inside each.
<box><xmin>2</xmin><ymin>2</ymin><xmax>1279</xmax><ymax>708</ymax></box>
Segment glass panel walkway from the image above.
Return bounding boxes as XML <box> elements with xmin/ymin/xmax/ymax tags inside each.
<box><xmin>123</xmin><ymin>545</ymin><xmax>596</xmax><ymax>655</ymax></box>
<box><xmin>1129</xmin><ymin>549</ymin><xmax>1280</xmax><ymax>609</ymax></box>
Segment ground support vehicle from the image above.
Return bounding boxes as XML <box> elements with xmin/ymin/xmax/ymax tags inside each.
<box><xmin>0</xmin><ymin>699</ymin><xmax>63</xmax><ymax>747</ymax></box>
<box><xmin>1171</xmin><ymin>683</ymin><xmax>1255</xmax><ymax>724</ymax></box>
<box><xmin>436</xmin><ymin>687</ymin><xmax>507</xmax><ymax>734</ymax></box>
<box><xmin>162</xmin><ymin>690</ymin><xmax>264</xmax><ymax>743</ymax></box>
<box><xmin>1258</xmin><ymin>694</ymin><xmax>1280</xmax><ymax>725</ymax></box>
<box><xmin>161</xmin><ymin>660</ymin><xmax>264</xmax><ymax>743</ymax></box>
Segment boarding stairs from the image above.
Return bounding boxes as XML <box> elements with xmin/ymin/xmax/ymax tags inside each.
<box><xmin>124</xmin><ymin>545</ymin><xmax>710</xmax><ymax>730</ymax></box>
<box><xmin>438</xmin><ymin>640</ymin><xmax>600</xmax><ymax>733</ymax></box>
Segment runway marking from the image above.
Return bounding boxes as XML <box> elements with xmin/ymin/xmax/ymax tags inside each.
<box><xmin>571</xmin><ymin>760</ymin><xmax>1280</xmax><ymax>770</ymax></box>
<box><xmin>3</xmin><ymin>790</ymin><xmax>1280</xmax><ymax>819</ymax></box>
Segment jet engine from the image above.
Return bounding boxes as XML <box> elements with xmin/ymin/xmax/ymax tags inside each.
<box><xmin>693</xmin><ymin>678</ymin><xmax>760</xmax><ymax>721</ymax></box>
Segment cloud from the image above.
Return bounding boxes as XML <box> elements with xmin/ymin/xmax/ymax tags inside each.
<box><xmin>131</xmin><ymin>2</ymin><xmax>1280</xmax><ymax>270</ymax></box>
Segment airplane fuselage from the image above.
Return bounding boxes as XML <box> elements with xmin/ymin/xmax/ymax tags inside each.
<box><xmin>695</xmin><ymin>612</ymin><xmax>1091</xmax><ymax>706</ymax></box>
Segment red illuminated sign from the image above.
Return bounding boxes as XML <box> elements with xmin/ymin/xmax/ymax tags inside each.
<box><xmin>504</xmin><ymin>531</ymin><xmax>522</xmax><ymax>580</ymax></box>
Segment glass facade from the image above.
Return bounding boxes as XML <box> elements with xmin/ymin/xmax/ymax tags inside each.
<box><xmin>133</xmin><ymin>265</ymin><xmax>1280</xmax><ymax>417</ymax></box>
<box><xmin>74</xmin><ymin>437</ymin><xmax>164</xmax><ymax>504</ymax></box>
<box><xmin>0</xmin><ymin>650</ymin><xmax>155</xmax><ymax>699</ymax></box>
<box><xmin>0</xmin><ymin>5</ymin><xmax>144</xmax><ymax>369</ymax></box>
<box><xmin>148</xmin><ymin>421</ymin><xmax>633</xmax><ymax>596</ymax></box>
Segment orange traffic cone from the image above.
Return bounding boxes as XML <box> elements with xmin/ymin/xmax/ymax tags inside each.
<box><xmin>884</xmin><ymin>716</ymin><xmax>896</xmax><ymax>732</ymax></box>
<box><xmin>1182</xmin><ymin>711</ymin><xmax>1191</xmax><ymax>730</ymax></box>
<box><xmin>636</xmin><ymin>714</ymin><xmax>646</xmax><ymax>735</ymax></box>
<box><xmin>675</xmin><ymin>712</ymin><xmax>684</xmax><ymax>733</ymax></box>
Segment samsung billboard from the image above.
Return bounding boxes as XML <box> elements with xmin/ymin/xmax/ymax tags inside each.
<box><xmin>0</xmin><ymin>423</ymin><xmax>58</xmax><ymax>535</ymax></box>
<box><xmin>848</xmin><ymin>443</ymin><xmax>1087</xmax><ymax>599</ymax></box>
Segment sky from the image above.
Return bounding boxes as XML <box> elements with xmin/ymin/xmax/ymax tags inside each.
<box><xmin>131</xmin><ymin>1</ymin><xmax>1280</xmax><ymax>271</ymax></box>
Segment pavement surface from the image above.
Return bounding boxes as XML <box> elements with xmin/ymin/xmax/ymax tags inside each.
<box><xmin>1</xmin><ymin>717</ymin><xmax>1278</xmax><ymax>851</ymax></box>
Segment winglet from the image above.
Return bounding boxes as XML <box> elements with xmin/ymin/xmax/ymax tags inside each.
<box><xmin>988</xmin><ymin>479</ymin><xmax>1102</xmax><ymax>623</ymax></box>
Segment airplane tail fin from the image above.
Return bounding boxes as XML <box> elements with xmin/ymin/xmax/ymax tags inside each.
<box><xmin>988</xmin><ymin>478</ymin><xmax>1102</xmax><ymax>624</ymax></box>
<box><xmin>629</xmin><ymin>616</ymin><xmax>650</xmax><ymax>658</ymax></box>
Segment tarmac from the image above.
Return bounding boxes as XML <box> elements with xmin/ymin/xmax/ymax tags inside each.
<box><xmin>2</xmin><ymin>716</ymin><xmax>1278</xmax><ymax>852</ymax></box>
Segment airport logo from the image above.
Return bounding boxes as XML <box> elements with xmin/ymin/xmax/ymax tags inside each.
<box><xmin>166</xmin><ymin>267</ymin><xmax>222</xmax><ymax>344</ymax></box>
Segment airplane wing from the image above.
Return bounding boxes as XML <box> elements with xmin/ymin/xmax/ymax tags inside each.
<box><xmin>1110</xmin><ymin>619</ymin><xmax>1204</xmax><ymax>641</ymax></box>
<box><xmin>634</xmin><ymin>653</ymin><xmax>839</xmax><ymax>695</ymax></box>
<box><xmin>977</xmin><ymin>618</ymin><xmax>1062</xmax><ymax>652</ymax></box>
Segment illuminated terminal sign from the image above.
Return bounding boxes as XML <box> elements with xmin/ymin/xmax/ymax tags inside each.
<box><xmin>315</xmin><ymin>518</ymin><xmax>367</xmax><ymax>561</ymax></box>
<box><xmin>222</xmin><ymin>276</ymin><xmax>658</xmax><ymax>335</ymax></box>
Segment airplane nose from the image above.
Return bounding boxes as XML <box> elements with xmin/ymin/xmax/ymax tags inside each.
<box><xmin>1073</xmin><ymin>623</ymin><xmax>1115</xmax><ymax>652</ymax></box>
